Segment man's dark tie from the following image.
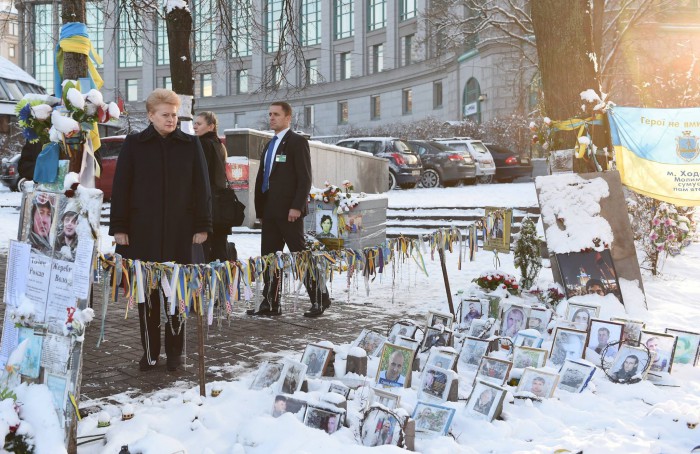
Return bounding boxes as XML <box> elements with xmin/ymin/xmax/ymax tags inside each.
<box><xmin>262</xmin><ymin>135</ymin><xmax>278</xmax><ymax>193</ymax></box>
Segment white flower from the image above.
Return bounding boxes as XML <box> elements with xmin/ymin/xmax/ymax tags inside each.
<box><xmin>108</xmin><ymin>102</ymin><xmax>121</xmax><ymax>120</ymax></box>
<box><xmin>49</xmin><ymin>125</ymin><xmax>62</xmax><ymax>142</ymax></box>
<box><xmin>51</xmin><ymin>110</ymin><xmax>80</xmax><ymax>136</ymax></box>
<box><xmin>66</xmin><ymin>87</ymin><xmax>85</xmax><ymax>110</ymax></box>
<box><xmin>85</xmin><ymin>89</ymin><xmax>104</xmax><ymax>106</ymax></box>
<box><xmin>30</xmin><ymin>104</ymin><xmax>53</xmax><ymax>120</ymax></box>
<box><xmin>543</xmin><ymin>117</ymin><xmax>551</xmax><ymax>125</ymax></box>
<box><xmin>578</xmin><ymin>136</ymin><xmax>591</xmax><ymax>145</ymax></box>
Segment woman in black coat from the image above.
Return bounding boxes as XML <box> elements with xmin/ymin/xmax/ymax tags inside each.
<box><xmin>193</xmin><ymin>111</ymin><xmax>229</xmax><ymax>262</ymax></box>
<box><xmin>109</xmin><ymin>88</ymin><xmax>212</xmax><ymax>372</ymax></box>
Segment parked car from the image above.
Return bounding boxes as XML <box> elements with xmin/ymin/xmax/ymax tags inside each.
<box><xmin>335</xmin><ymin>137</ymin><xmax>422</xmax><ymax>190</ymax></box>
<box><xmin>432</xmin><ymin>137</ymin><xmax>496</xmax><ymax>184</ymax></box>
<box><xmin>406</xmin><ymin>140</ymin><xmax>477</xmax><ymax>187</ymax></box>
<box><xmin>484</xmin><ymin>143</ymin><xmax>533</xmax><ymax>183</ymax></box>
<box><xmin>0</xmin><ymin>154</ymin><xmax>21</xmax><ymax>191</ymax></box>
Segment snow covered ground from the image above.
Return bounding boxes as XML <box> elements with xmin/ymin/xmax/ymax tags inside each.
<box><xmin>1</xmin><ymin>183</ymin><xmax>699</xmax><ymax>453</ymax></box>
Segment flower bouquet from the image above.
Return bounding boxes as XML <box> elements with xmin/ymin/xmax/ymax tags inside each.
<box><xmin>309</xmin><ymin>180</ymin><xmax>360</xmax><ymax>213</ymax></box>
<box><xmin>473</xmin><ymin>270</ymin><xmax>520</xmax><ymax>294</ymax></box>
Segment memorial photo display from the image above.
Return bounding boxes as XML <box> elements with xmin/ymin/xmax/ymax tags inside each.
<box><xmin>555</xmin><ymin>249</ymin><xmax>624</xmax><ymax>304</ymax></box>
<box><xmin>376</xmin><ymin>343</ymin><xmax>414</xmax><ymax>388</ymax></box>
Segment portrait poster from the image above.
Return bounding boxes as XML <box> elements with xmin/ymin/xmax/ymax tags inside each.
<box><xmin>465</xmin><ymin>380</ymin><xmax>506</xmax><ymax>422</ymax></box>
<box><xmin>20</xmin><ymin>191</ymin><xmax>58</xmax><ymax>257</ymax></box>
<box><xmin>640</xmin><ymin>331</ymin><xmax>677</xmax><ymax>374</ymax></box>
<box><xmin>483</xmin><ymin>207</ymin><xmax>512</xmax><ymax>253</ymax></box>
<box><xmin>516</xmin><ymin>367</ymin><xmax>560</xmax><ymax>399</ymax></box>
<box><xmin>361</xmin><ymin>407</ymin><xmax>403</xmax><ymax>447</ymax></box>
<box><xmin>549</xmin><ymin>328</ymin><xmax>587</xmax><ymax>367</ymax></box>
<box><xmin>17</xmin><ymin>327</ymin><xmax>43</xmax><ymax>379</ymax></box>
<box><xmin>665</xmin><ymin>328</ymin><xmax>700</xmax><ymax>366</ymax></box>
<box><xmin>610</xmin><ymin>344</ymin><xmax>650</xmax><ymax>382</ymax></box>
<box><xmin>558</xmin><ymin>359</ymin><xmax>596</xmax><ymax>393</ymax></box>
<box><xmin>272</xmin><ymin>395</ymin><xmax>307</xmax><ymax>420</ymax></box>
<box><xmin>315</xmin><ymin>209</ymin><xmax>338</xmax><ymax>239</ymax></box>
<box><xmin>412</xmin><ymin>401</ymin><xmax>456</xmax><ymax>436</ymax></box>
<box><xmin>375</xmin><ymin>343</ymin><xmax>414</xmax><ymax>388</ymax></box>
<box><xmin>555</xmin><ymin>249</ymin><xmax>624</xmax><ymax>305</ymax></box>
<box><xmin>585</xmin><ymin>319</ymin><xmax>624</xmax><ymax>360</ymax></box>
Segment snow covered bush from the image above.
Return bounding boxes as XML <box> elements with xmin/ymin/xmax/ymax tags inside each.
<box><xmin>0</xmin><ymin>393</ymin><xmax>34</xmax><ymax>453</ymax></box>
<box><xmin>513</xmin><ymin>217</ymin><xmax>542</xmax><ymax>290</ymax></box>
<box><xmin>526</xmin><ymin>282</ymin><xmax>566</xmax><ymax>309</ymax></box>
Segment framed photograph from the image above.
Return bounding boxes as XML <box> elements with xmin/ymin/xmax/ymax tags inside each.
<box><xmin>500</xmin><ymin>304</ymin><xmax>531</xmax><ymax>338</ymax></box>
<box><xmin>304</xmin><ymin>405</ymin><xmax>344</xmax><ymax>434</ymax></box>
<box><xmin>421</xmin><ymin>327</ymin><xmax>451</xmax><ymax>352</ymax></box>
<box><xmin>426</xmin><ymin>310</ymin><xmax>454</xmax><ymax>330</ymax></box>
<box><xmin>640</xmin><ymin>331</ymin><xmax>677</xmax><ymax>374</ymax></box>
<box><xmin>566</xmin><ymin>303</ymin><xmax>600</xmax><ymax>330</ymax></box>
<box><xmin>412</xmin><ymin>401</ymin><xmax>456</xmax><ymax>436</ymax></box>
<box><xmin>512</xmin><ymin>346</ymin><xmax>548</xmax><ymax>369</ymax></box>
<box><xmin>372</xmin><ymin>388</ymin><xmax>400</xmax><ymax>410</ymax></box>
<box><xmin>483</xmin><ymin>207</ymin><xmax>512</xmax><ymax>253</ymax></box>
<box><xmin>549</xmin><ymin>327</ymin><xmax>587</xmax><ymax>367</ymax></box>
<box><xmin>328</xmin><ymin>382</ymin><xmax>351</xmax><ymax>399</ymax></box>
<box><xmin>272</xmin><ymin>395</ymin><xmax>307</xmax><ymax>420</ymax></box>
<box><xmin>17</xmin><ymin>327</ymin><xmax>43</xmax><ymax>379</ymax></box>
<box><xmin>315</xmin><ymin>209</ymin><xmax>338</xmax><ymax>239</ymax></box>
<box><xmin>609</xmin><ymin>344</ymin><xmax>651</xmax><ymax>382</ymax></box>
<box><xmin>250</xmin><ymin>361</ymin><xmax>284</xmax><ymax>390</ymax></box>
<box><xmin>360</xmin><ymin>407</ymin><xmax>403</xmax><ymax>447</ymax></box>
<box><xmin>475</xmin><ymin>356</ymin><xmax>512</xmax><ymax>386</ymax></box>
<box><xmin>527</xmin><ymin>307</ymin><xmax>552</xmax><ymax>336</ymax></box>
<box><xmin>516</xmin><ymin>367</ymin><xmax>560</xmax><ymax>399</ymax></box>
<box><xmin>557</xmin><ymin>359</ymin><xmax>596</xmax><ymax>393</ymax></box>
<box><xmin>387</xmin><ymin>321</ymin><xmax>417</xmax><ymax>343</ymax></box>
<box><xmin>585</xmin><ymin>319</ymin><xmax>624</xmax><ymax>360</ymax></box>
<box><xmin>555</xmin><ymin>249</ymin><xmax>624</xmax><ymax>304</ymax></box>
<box><xmin>301</xmin><ymin>344</ymin><xmax>333</xmax><ymax>378</ymax></box>
<box><xmin>665</xmin><ymin>328</ymin><xmax>700</xmax><ymax>366</ymax></box>
<box><xmin>395</xmin><ymin>336</ymin><xmax>420</xmax><ymax>351</ymax></box>
<box><xmin>21</xmin><ymin>191</ymin><xmax>59</xmax><ymax>256</ymax></box>
<box><xmin>459</xmin><ymin>298</ymin><xmax>488</xmax><ymax>327</ymax></box>
<box><xmin>465</xmin><ymin>379</ymin><xmax>507</xmax><ymax>422</ymax></box>
<box><xmin>342</xmin><ymin>212</ymin><xmax>363</xmax><ymax>238</ymax></box>
<box><xmin>352</xmin><ymin>329</ymin><xmax>388</xmax><ymax>357</ymax></box>
<box><xmin>610</xmin><ymin>317</ymin><xmax>645</xmax><ymax>344</ymax></box>
<box><xmin>549</xmin><ymin>148</ymin><xmax>575</xmax><ymax>174</ymax></box>
<box><xmin>458</xmin><ymin>337</ymin><xmax>491</xmax><ymax>371</ymax></box>
<box><xmin>468</xmin><ymin>319</ymin><xmax>494</xmax><ymax>340</ymax></box>
<box><xmin>375</xmin><ymin>343</ymin><xmax>415</xmax><ymax>388</ymax></box>
<box><xmin>513</xmin><ymin>332</ymin><xmax>543</xmax><ymax>348</ymax></box>
<box><xmin>424</xmin><ymin>347</ymin><xmax>458</xmax><ymax>371</ymax></box>
<box><xmin>44</xmin><ymin>371</ymin><xmax>69</xmax><ymax>425</ymax></box>
<box><xmin>279</xmin><ymin>360</ymin><xmax>307</xmax><ymax>394</ymax></box>
<box><xmin>417</xmin><ymin>365</ymin><xmax>452</xmax><ymax>402</ymax></box>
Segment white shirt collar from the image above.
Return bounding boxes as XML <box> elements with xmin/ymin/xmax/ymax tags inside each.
<box><xmin>275</xmin><ymin>128</ymin><xmax>290</xmax><ymax>140</ymax></box>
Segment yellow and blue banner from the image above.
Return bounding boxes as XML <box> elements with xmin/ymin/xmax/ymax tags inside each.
<box><xmin>608</xmin><ymin>107</ymin><xmax>700</xmax><ymax>206</ymax></box>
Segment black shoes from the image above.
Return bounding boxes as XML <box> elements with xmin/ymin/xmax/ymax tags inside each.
<box><xmin>166</xmin><ymin>356</ymin><xmax>182</xmax><ymax>372</ymax></box>
<box><xmin>139</xmin><ymin>356</ymin><xmax>158</xmax><ymax>371</ymax></box>
<box><xmin>246</xmin><ymin>303</ymin><xmax>281</xmax><ymax>316</ymax></box>
<box><xmin>304</xmin><ymin>304</ymin><xmax>324</xmax><ymax>318</ymax></box>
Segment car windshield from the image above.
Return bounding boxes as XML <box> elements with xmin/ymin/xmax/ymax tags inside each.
<box><xmin>471</xmin><ymin>142</ymin><xmax>490</xmax><ymax>154</ymax></box>
<box><xmin>393</xmin><ymin>140</ymin><xmax>414</xmax><ymax>153</ymax></box>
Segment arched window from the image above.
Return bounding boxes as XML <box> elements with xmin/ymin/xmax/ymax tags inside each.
<box><xmin>463</xmin><ymin>77</ymin><xmax>481</xmax><ymax>123</ymax></box>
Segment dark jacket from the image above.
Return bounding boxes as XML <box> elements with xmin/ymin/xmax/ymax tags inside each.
<box><xmin>254</xmin><ymin>130</ymin><xmax>312</xmax><ymax>219</ymax></box>
<box><xmin>199</xmin><ymin>131</ymin><xmax>227</xmax><ymax>191</ymax></box>
<box><xmin>109</xmin><ymin>125</ymin><xmax>212</xmax><ymax>264</ymax></box>
<box><xmin>18</xmin><ymin>141</ymin><xmax>43</xmax><ymax>180</ymax></box>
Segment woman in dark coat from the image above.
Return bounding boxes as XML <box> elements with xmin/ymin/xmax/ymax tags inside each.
<box><xmin>109</xmin><ymin>88</ymin><xmax>212</xmax><ymax>372</ymax></box>
<box><xmin>193</xmin><ymin>111</ymin><xmax>229</xmax><ymax>262</ymax></box>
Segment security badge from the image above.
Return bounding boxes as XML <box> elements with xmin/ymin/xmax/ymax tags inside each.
<box><xmin>275</xmin><ymin>155</ymin><xmax>287</xmax><ymax>163</ymax></box>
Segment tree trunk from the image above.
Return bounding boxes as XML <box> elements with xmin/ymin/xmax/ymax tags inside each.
<box><xmin>531</xmin><ymin>0</ymin><xmax>603</xmax><ymax>173</ymax></box>
<box><xmin>166</xmin><ymin>7</ymin><xmax>195</xmax><ymax>118</ymax></box>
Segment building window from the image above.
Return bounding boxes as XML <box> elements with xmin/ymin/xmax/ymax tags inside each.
<box><xmin>231</xmin><ymin>1</ymin><xmax>252</xmax><ymax>57</ymax></box>
<box><xmin>303</xmin><ymin>105</ymin><xmax>315</xmax><ymax>128</ymax></box>
<box><xmin>201</xmin><ymin>74</ymin><xmax>213</xmax><ymax>97</ymax></box>
<box><xmin>402</xmin><ymin>34</ymin><xmax>413</xmax><ymax>66</ymax></box>
<box><xmin>368</xmin><ymin>0</ymin><xmax>386</xmax><ymax>31</ymax></box>
<box><xmin>8</xmin><ymin>45</ymin><xmax>15</xmax><ymax>58</ymax></box>
<box><xmin>463</xmin><ymin>77</ymin><xmax>481</xmax><ymax>123</ymax></box>
<box><xmin>338</xmin><ymin>100</ymin><xmax>348</xmax><ymax>124</ymax></box>
<box><xmin>371</xmin><ymin>44</ymin><xmax>384</xmax><ymax>74</ymax></box>
<box><xmin>334</xmin><ymin>0</ymin><xmax>353</xmax><ymax>39</ymax></box>
<box><xmin>126</xmin><ymin>79</ymin><xmax>138</xmax><ymax>102</ymax></box>
<box><xmin>305</xmin><ymin>59</ymin><xmax>319</xmax><ymax>85</ymax></box>
<box><xmin>269</xmin><ymin>64</ymin><xmax>282</xmax><ymax>88</ymax></box>
<box><xmin>433</xmin><ymin>81</ymin><xmax>443</xmax><ymax>109</ymax></box>
<box><xmin>9</xmin><ymin>21</ymin><xmax>18</xmax><ymax>36</ymax></box>
<box><xmin>157</xmin><ymin>15</ymin><xmax>170</xmax><ymax>65</ymax></box>
<box><xmin>118</xmin><ymin>10</ymin><xmax>142</xmax><ymax>67</ymax></box>
<box><xmin>402</xmin><ymin>89</ymin><xmax>412</xmax><ymax>115</ymax></box>
<box><xmin>266</xmin><ymin>0</ymin><xmax>287</xmax><ymax>53</ymax></box>
<box><xmin>301</xmin><ymin>0</ymin><xmax>321</xmax><ymax>46</ymax></box>
<box><xmin>33</xmin><ymin>3</ymin><xmax>55</xmax><ymax>90</ymax></box>
<box><xmin>234</xmin><ymin>112</ymin><xmax>245</xmax><ymax>127</ymax></box>
<box><xmin>400</xmin><ymin>0</ymin><xmax>417</xmax><ymax>21</ymax></box>
<box><xmin>338</xmin><ymin>52</ymin><xmax>351</xmax><ymax>80</ymax></box>
<box><xmin>194</xmin><ymin>0</ymin><xmax>215</xmax><ymax>61</ymax></box>
<box><xmin>86</xmin><ymin>3</ymin><xmax>104</xmax><ymax>67</ymax></box>
<box><xmin>162</xmin><ymin>77</ymin><xmax>172</xmax><ymax>90</ymax></box>
<box><xmin>370</xmin><ymin>95</ymin><xmax>380</xmax><ymax>120</ymax></box>
<box><xmin>236</xmin><ymin>69</ymin><xmax>249</xmax><ymax>94</ymax></box>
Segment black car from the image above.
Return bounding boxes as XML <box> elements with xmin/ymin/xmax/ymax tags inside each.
<box><xmin>0</xmin><ymin>154</ymin><xmax>20</xmax><ymax>191</ymax></box>
<box><xmin>407</xmin><ymin>140</ymin><xmax>477</xmax><ymax>187</ymax></box>
<box><xmin>485</xmin><ymin>144</ymin><xmax>533</xmax><ymax>183</ymax></box>
<box><xmin>335</xmin><ymin>137</ymin><xmax>422</xmax><ymax>190</ymax></box>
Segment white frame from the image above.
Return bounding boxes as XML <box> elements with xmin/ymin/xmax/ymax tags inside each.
<box><xmin>387</xmin><ymin>321</ymin><xmax>418</xmax><ymax>343</ymax></box>
<box><xmin>458</xmin><ymin>336</ymin><xmax>491</xmax><ymax>371</ymax></box>
<box><xmin>250</xmin><ymin>361</ymin><xmax>285</xmax><ymax>390</ymax></box>
<box><xmin>371</xmin><ymin>388</ymin><xmax>401</xmax><ymax>410</ymax></box>
<box><xmin>566</xmin><ymin>302</ymin><xmax>600</xmax><ymax>330</ymax></box>
<box><xmin>585</xmin><ymin>319</ymin><xmax>624</xmax><ymax>360</ymax></box>
<box><xmin>426</xmin><ymin>310</ymin><xmax>454</xmax><ymax>331</ymax></box>
<box><xmin>353</xmin><ymin>329</ymin><xmax>388</xmax><ymax>357</ymax></box>
<box><xmin>557</xmin><ymin>359</ymin><xmax>596</xmax><ymax>393</ymax></box>
<box><xmin>465</xmin><ymin>379</ymin><xmax>507</xmax><ymax>422</ymax></box>
<box><xmin>474</xmin><ymin>356</ymin><xmax>512</xmax><ymax>386</ymax></box>
<box><xmin>516</xmin><ymin>367</ymin><xmax>560</xmax><ymax>399</ymax></box>
<box><xmin>459</xmin><ymin>298</ymin><xmax>488</xmax><ymax>326</ymax></box>
<box><xmin>640</xmin><ymin>330</ymin><xmax>677</xmax><ymax>374</ymax></box>
<box><xmin>417</xmin><ymin>365</ymin><xmax>452</xmax><ymax>402</ymax></box>
<box><xmin>526</xmin><ymin>307</ymin><xmax>551</xmax><ymax>335</ymax></box>
<box><xmin>549</xmin><ymin>327</ymin><xmax>587</xmax><ymax>367</ymax></box>
<box><xmin>412</xmin><ymin>401</ymin><xmax>456</xmax><ymax>436</ymax></box>
<box><xmin>610</xmin><ymin>344</ymin><xmax>651</xmax><ymax>381</ymax></box>
<box><xmin>278</xmin><ymin>359</ymin><xmax>307</xmax><ymax>394</ymax></box>
<box><xmin>513</xmin><ymin>332</ymin><xmax>543</xmax><ymax>348</ymax></box>
<box><xmin>512</xmin><ymin>346</ymin><xmax>548</xmax><ymax>369</ymax></box>
<box><xmin>301</xmin><ymin>343</ymin><xmax>333</xmax><ymax>378</ymax></box>
<box><xmin>499</xmin><ymin>303</ymin><xmax>531</xmax><ymax>338</ymax></box>
<box><xmin>424</xmin><ymin>347</ymin><xmax>458</xmax><ymax>371</ymax></box>
<box><xmin>303</xmin><ymin>405</ymin><xmax>344</xmax><ymax>434</ymax></box>
<box><xmin>360</xmin><ymin>407</ymin><xmax>403</xmax><ymax>447</ymax></box>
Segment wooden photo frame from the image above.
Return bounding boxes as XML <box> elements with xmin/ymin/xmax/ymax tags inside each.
<box><xmin>301</xmin><ymin>343</ymin><xmax>333</xmax><ymax>378</ymax></box>
<box><xmin>483</xmin><ymin>207</ymin><xmax>512</xmax><ymax>253</ymax></box>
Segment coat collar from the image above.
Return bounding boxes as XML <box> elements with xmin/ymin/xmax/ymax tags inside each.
<box><xmin>138</xmin><ymin>124</ymin><xmax>193</xmax><ymax>143</ymax></box>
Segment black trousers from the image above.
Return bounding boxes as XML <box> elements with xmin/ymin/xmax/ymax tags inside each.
<box><xmin>203</xmin><ymin>229</ymin><xmax>229</xmax><ymax>263</ymax></box>
<box><xmin>261</xmin><ymin>216</ymin><xmax>329</xmax><ymax>311</ymax></box>
<box><xmin>138</xmin><ymin>288</ymin><xmax>183</xmax><ymax>365</ymax></box>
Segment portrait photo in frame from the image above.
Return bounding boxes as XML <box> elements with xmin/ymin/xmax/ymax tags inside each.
<box><xmin>328</xmin><ymin>382</ymin><xmax>351</xmax><ymax>399</ymax></box>
<box><xmin>610</xmin><ymin>317</ymin><xmax>645</xmax><ymax>345</ymax></box>
<box><xmin>566</xmin><ymin>303</ymin><xmax>600</xmax><ymax>331</ymax></box>
<box><xmin>500</xmin><ymin>304</ymin><xmax>531</xmax><ymax>339</ymax></box>
<box><xmin>513</xmin><ymin>332</ymin><xmax>543</xmax><ymax>348</ymax></box>
<box><xmin>316</xmin><ymin>209</ymin><xmax>338</xmax><ymax>239</ymax></box>
<box><xmin>585</xmin><ymin>319</ymin><xmax>624</xmax><ymax>360</ymax></box>
<box><xmin>395</xmin><ymin>336</ymin><xmax>420</xmax><ymax>351</ymax></box>
<box><xmin>353</xmin><ymin>329</ymin><xmax>388</xmax><ymax>357</ymax></box>
<box><xmin>549</xmin><ymin>327</ymin><xmax>587</xmax><ymax>367</ymax></box>
<box><xmin>458</xmin><ymin>337</ymin><xmax>491</xmax><ymax>371</ymax></box>
<box><xmin>665</xmin><ymin>328</ymin><xmax>700</xmax><ymax>366</ymax></box>
<box><xmin>279</xmin><ymin>359</ymin><xmax>307</xmax><ymax>394</ymax></box>
<box><xmin>360</xmin><ymin>407</ymin><xmax>403</xmax><ymax>447</ymax></box>
<box><xmin>475</xmin><ymin>356</ymin><xmax>512</xmax><ymax>386</ymax></box>
<box><xmin>424</xmin><ymin>347</ymin><xmax>458</xmax><ymax>372</ymax></box>
<box><xmin>468</xmin><ymin>319</ymin><xmax>494</xmax><ymax>340</ymax></box>
<box><xmin>250</xmin><ymin>361</ymin><xmax>284</xmax><ymax>390</ymax></box>
<box><xmin>459</xmin><ymin>298</ymin><xmax>488</xmax><ymax>328</ymax></box>
<box><xmin>412</xmin><ymin>401</ymin><xmax>456</xmax><ymax>436</ymax></box>
<box><xmin>304</xmin><ymin>405</ymin><xmax>344</xmax><ymax>434</ymax></box>
<box><xmin>557</xmin><ymin>359</ymin><xmax>596</xmax><ymax>393</ymax></box>
<box><xmin>421</xmin><ymin>327</ymin><xmax>451</xmax><ymax>352</ymax></box>
<box><xmin>555</xmin><ymin>249</ymin><xmax>624</xmax><ymax>304</ymax></box>
<box><xmin>376</xmin><ymin>343</ymin><xmax>415</xmax><ymax>388</ymax></box>
<box><xmin>640</xmin><ymin>330</ymin><xmax>677</xmax><ymax>374</ymax></box>
<box><xmin>426</xmin><ymin>310</ymin><xmax>454</xmax><ymax>330</ymax></box>
<box><xmin>512</xmin><ymin>346</ymin><xmax>548</xmax><ymax>369</ymax></box>
<box><xmin>387</xmin><ymin>321</ymin><xmax>418</xmax><ymax>343</ymax></box>
<box><xmin>372</xmin><ymin>388</ymin><xmax>401</xmax><ymax>410</ymax></box>
<box><xmin>301</xmin><ymin>343</ymin><xmax>333</xmax><ymax>378</ymax></box>
<box><xmin>466</xmin><ymin>379</ymin><xmax>507</xmax><ymax>422</ymax></box>
<box><xmin>526</xmin><ymin>307</ymin><xmax>552</xmax><ymax>336</ymax></box>
<box><xmin>483</xmin><ymin>207</ymin><xmax>512</xmax><ymax>253</ymax></box>
<box><xmin>609</xmin><ymin>344</ymin><xmax>651</xmax><ymax>382</ymax></box>
<box><xmin>272</xmin><ymin>395</ymin><xmax>308</xmax><ymax>420</ymax></box>
<box><xmin>516</xmin><ymin>367</ymin><xmax>560</xmax><ymax>399</ymax></box>
<box><xmin>417</xmin><ymin>365</ymin><xmax>452</xmax><ymax>402</ymax></box>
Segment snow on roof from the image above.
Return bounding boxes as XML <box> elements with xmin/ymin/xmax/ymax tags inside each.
<box><xmin>0</xmin><ymin>56</ymin><xmax>40</xmax><ymax>86</ymax></box>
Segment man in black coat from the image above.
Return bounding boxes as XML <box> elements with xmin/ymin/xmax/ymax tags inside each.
<box><xmin>251</xmin><ymin>101</ymin><xmax>330</xmax><ymax>318</ymax></box>
<box><xmin>109</xmin><ymin>91</ymin><xmax>212</xmax><ymax>371</ymax></box>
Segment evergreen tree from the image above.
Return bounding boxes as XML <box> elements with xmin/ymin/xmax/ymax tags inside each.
<box><xmin>514</xmin><ymin>217</ymin><xmax>542</xmax><ymax>290</ymax></box>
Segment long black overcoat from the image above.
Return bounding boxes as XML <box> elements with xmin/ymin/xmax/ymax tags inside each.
<box><xmin>109</xmin><ymin>125</ymin><xmax>212</xmax><ymax>264</ymax></box>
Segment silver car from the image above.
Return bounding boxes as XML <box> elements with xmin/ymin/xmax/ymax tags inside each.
<box><xmin>432</xmin><ymin>137</ymin><xmax>497</xmax><ymax>184</ymax></box>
